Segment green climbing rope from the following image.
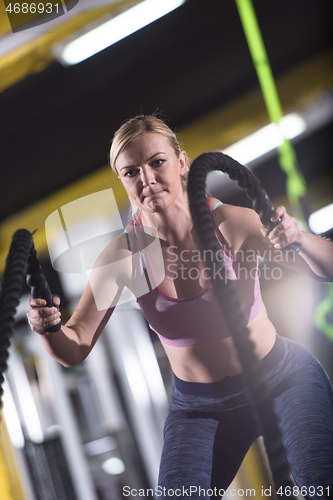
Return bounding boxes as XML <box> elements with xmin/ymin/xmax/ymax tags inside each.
<box><xmin>235</xmin><ymin>0</ymin><xmax>333</xmax><ymax>343</ymax></box>
<box><xmin>235</xmin><ymin>0</ymin><xmax>307</xmax><ymax>215</ymax></box>
<box><xmin>314</xmin><ymin>283</ymin><xmax>333</xmax><ymax>342</ymax></box>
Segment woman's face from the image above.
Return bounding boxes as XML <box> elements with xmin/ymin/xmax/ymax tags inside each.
<box><xmin>115</xmin><ymin>132</ymin><xmax>187</xmax><ymax>214</ymax></box>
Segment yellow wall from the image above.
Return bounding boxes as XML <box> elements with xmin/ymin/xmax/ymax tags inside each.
<box><xmin>0</xmin><ymin>414</ymin><xmax>26</xmax><ymax>500</ymax></box>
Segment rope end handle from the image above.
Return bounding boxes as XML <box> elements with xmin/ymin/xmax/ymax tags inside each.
<box><xmin>253</xmin><ymin>191</ymin><xmax>300</xmax><ymax>258</ymax></box>
<box><xmin>26</xmin><ymin>247</ymin><xmax>61</xmax><ymax>333</ymax></box>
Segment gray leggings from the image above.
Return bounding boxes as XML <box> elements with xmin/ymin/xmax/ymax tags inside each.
<box><xmin>158</xmin><ymin>335</ymin><xmax>333</xmax><ymax>499</ymax></box>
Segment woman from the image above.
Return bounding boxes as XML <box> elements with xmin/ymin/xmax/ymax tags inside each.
<box><xmin>27</xmin><ymin>115</ymin><xmax>333</xmax><ymax>498</ymax></box>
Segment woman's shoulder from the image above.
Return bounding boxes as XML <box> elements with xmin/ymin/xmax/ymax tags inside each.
<box><xmin>207</xmin><ymin>197</ymin><xmax>262</xmax><ymax>252</ymax></box>
<box><xmin>93</xmin><ymin>231</ymin><xmax>131</xmax><ymax>267</ymax></box>
<box><xmin>124</xmin><ymin>220</ymin><xmax>134</xmax><ymax>233</ymax></box>
<box><xmin>208</xmin><ymin>197</ymin><xmax>258</xmax><ymax>221</ymax></box>
<box><xmin>123</xmin><ymin>220</ymin><xmax>136</xmax><ymax>252</ymax></box>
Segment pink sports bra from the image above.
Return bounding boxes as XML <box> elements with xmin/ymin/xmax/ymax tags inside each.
<box><xmin>125</xmin><ymin>201</ymin><xmax>263</xmax><ymax>347</ymax></box>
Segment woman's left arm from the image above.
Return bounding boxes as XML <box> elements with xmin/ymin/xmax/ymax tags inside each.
<box><xmin>213</xmin><ymin>201</ymin><xmax>333</xmax><ymax>282</ymax></box>
<box><xmin>261</xmin><ymin>205</ymin><xmax>333</xmax><ymax>282</ymax></box>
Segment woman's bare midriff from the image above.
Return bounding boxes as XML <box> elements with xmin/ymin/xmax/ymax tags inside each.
<box><xmin>161</xmin><ymin>306</ymin><xmax>277</xmax><ymax>383</ymax></box>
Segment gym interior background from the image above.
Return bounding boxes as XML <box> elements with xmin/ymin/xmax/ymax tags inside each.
<box><xmin>0</xmin><ymin>0</ymin><xmax>332</xmax><ymax>499</ymax></box>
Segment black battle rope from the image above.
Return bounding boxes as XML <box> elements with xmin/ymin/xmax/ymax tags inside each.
<box><xmin>187</xmin><ymin>152</ymin><xmax>302</xmax><ymax>499</ymax></box>
<box><xmin>0</xmin><ymin>229</ymin><xmax>61</xmax><ymax>412</ymax></box>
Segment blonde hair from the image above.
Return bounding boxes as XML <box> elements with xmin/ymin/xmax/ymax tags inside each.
<box><xmin>109</xmin><ymin>115</ymin><xmax>189</xmax><ymax>218</ymax></box>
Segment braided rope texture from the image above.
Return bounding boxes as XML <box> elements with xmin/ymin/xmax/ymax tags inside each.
<box><xmin>0</xmin><ymin>229</ymin><xmax>33</xmax><ymax>403</ymax></box>
<box><xmin>187</xmin><ymin>152</ymin><xmax>298</xmax><ymax>496</ymax></box>
<box><xmin>0</xmin><ymin>228</ymin><xmax>60</xmax><ymax>411</ymax></box>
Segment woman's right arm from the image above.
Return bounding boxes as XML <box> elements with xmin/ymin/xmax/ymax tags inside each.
<box><xmin>27</xmin><ymin>233</ymin><xmax>132</xmax><ymax>367</ymax></box>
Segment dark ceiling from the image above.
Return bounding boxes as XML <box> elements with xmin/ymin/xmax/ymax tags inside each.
<box><xmin>1</xmin><ymin>0</ymin><xmax>332</xmax><ymax>222</ymax></box>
